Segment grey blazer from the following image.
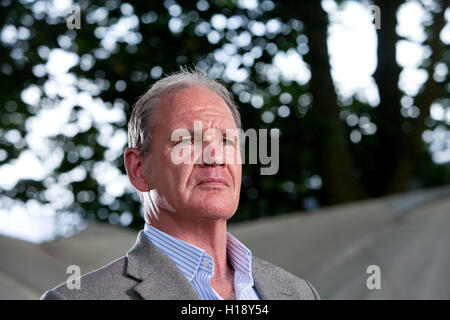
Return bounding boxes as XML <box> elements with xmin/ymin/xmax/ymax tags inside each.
<box><xmin>41</xmin><ymin>231</ymin><xmax>319</xmax><ymax>300</ymax></box>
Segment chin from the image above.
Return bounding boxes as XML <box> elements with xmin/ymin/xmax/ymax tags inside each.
<box><xmin>186</xmin><ymin>189</ymin><xmax>239</xmax><ymax>220</ymax></box>
<box><xmin>193</xmin><ymin>201</ymin><xmax>237</xmax><ymax>221</ymax></box>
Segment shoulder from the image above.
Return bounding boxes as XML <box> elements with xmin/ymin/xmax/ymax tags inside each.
<box><xmin>252</xmin><ymin>256</ymin><xmax>320</xmax><ymax>300</ymax></box>
<box><xmin>40</xmin><ymin>256</ymin><xmax>140</xmax><ymax>300</ymax></box>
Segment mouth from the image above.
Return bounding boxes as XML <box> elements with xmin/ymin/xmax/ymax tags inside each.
<box><xmin>197</xmin><ymin>178</ymin><xmax>229</xmax><ymax>188</ymax></box>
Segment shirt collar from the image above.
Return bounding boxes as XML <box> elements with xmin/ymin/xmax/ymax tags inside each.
<box><xmin>143</xmin><ymin>223</ymin><xmax>254</xmax><ymax>283</ymax></box>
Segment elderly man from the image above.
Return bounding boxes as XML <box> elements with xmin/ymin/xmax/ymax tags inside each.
<box><xmin>41</xmin><ymin>70</ymin><xmax>319</xmax><ymax>300</ymax></box>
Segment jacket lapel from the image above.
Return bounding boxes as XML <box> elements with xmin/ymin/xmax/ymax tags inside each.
<box><xmin>126</xmin><ymin>231</ymin><xmax>296</xmax><ymax>300</ymax></box>
<box><xmin>252</xmin><ymin>256</ymin><xmax>296</xmax><ymax>299</ymax></box>
<box><xmin>126</xmin><ymin>231</ymin><xmax>200</xmax><ymax>300</ymax></box>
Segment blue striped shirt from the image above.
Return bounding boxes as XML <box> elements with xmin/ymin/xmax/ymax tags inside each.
<box><xmin>143</xmin><ymin>223</ymin><xmax>260</xmax><ymax>300</ymax></box>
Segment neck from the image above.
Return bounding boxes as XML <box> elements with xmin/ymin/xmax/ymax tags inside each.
<box><xmin>147</xmin><ymin>209</ymin><xmax>231</xmax><ymax>279</ymax></box>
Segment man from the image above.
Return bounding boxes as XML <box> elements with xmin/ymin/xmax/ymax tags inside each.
<box><xmin>41</xmin><ymin>69</ymin><xmax>319</xmax><ymax>300</ymax></box>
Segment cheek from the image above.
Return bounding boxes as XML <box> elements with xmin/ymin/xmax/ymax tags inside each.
<box><xmin>166</xmin><ymin>162</ymin><xmax>195</xmax><ymax>195</ymax></box>
<box><xmin>229</xmin><ymin>164</ymin><xmax>242</xmax><ymax>191</ymax></box>
<box><xmin>147</xmin><ymin>151</ymin><xmax>181</xmax><ymax>189</ymax></box>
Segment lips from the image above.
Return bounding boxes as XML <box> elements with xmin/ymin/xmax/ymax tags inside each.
<box><xmin>197</xmin><ymin>178</ymin><xmax>229</xmax><ymax>186</ymax></box>
<box><xmin>194</xmin><ymin>168</ymin><xmax>230</xmax><ymax>188</ymax></box>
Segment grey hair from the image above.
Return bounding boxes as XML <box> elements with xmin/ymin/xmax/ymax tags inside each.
<box><xmin>127</xmin><ymin>68</ymin><xmax>242</xmax><ymax>213</ymax></box>
<box><xmin>128</xmin><ymin>68</ymin><xmax>241</xmax><ymax>157</ymax></box>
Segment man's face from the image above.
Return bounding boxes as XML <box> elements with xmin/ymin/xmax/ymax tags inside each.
<box><xmin>142</xmin><ymin>85</ymin><xmax>242</xmax><ymax>221</ymax></box>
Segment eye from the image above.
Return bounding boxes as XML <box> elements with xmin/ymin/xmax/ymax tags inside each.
<box><xmin>222</xmin><ymin>137</ymin><xmax>235</xmax><ymax>146</ymax></box>
<box><xmin>178</xmin><ymin>137</ymin><xmax>193</xmax><ymax>145</ymax></box>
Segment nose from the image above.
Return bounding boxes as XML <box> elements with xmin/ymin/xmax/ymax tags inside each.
<box><xmin>200</xmin><ymin>137</ymin><xmax>225</xmax><ymax>167</ymax></box>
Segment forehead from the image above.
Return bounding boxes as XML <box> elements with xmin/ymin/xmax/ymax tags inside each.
<box><xmin>156</xmin><ymin>85</ymin><xmax>236</xmax><ymax>130</ymax></box>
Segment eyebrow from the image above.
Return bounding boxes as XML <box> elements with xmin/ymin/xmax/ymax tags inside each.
<box><xmin>178</xmin><ymin>128</ymin><xmax>230</xmax><ymax>136</ymax></box>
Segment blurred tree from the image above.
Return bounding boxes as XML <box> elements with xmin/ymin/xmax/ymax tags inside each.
<box><xmin>387</xmin><ymin>3</ymin><xmax>448</xmax><ymax>193</ymax></box>
<box><xmin>0</xmin><ymin>0</ymin><xmax>448</xmax><ymax>234</ymax></box>
<box><xmin>371</xmin><ymin>0</ymin><xmax>405</xmax><ymax>195</ymax></box>
<box><xmin>369</xmin><ymin>0</ymin><xmax>449</xmax><ymax>195</ymax></box>
<box><xmin>280</xmin><ymin>0</ymin><xmax>365</xmax><ymax>203</ymax></box>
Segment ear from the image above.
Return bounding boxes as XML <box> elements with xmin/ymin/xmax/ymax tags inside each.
<box><xmin>124</xmin><ymin>147</ymin><xmax>151</xmax><ymax>192</ymax></box>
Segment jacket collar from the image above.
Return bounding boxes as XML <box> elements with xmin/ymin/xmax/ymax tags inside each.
<box><xmin>126</xmin><ymin>230</ymin><xmax>294</xmax><ymax>300</ymax></box>
<box><xmin>252</xmin><ymin>256</ymin><xmax>296</xmax><ymax>299</ymax></box>
<box><xmin>126</xmin><ymin>231</ymin><xmax>200</xmax><ymax>300</ymax></box>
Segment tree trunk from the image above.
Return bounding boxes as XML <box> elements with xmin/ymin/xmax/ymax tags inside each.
<box><xmin>297</xmin><ymin>1</ymin><xmax>365</xmax><ymax>203</ymax></box>
<box><xmin>388</xmin><ymin>5</ymin><xmax>447</xmax><ymax>192</ymax></box>
<box><xmin>371</xmin><ymin>0</ymin><xmax>405</xmax><ymax>195</ymax></box>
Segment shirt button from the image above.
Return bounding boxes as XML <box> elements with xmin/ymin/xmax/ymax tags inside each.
<box><xmin>204</xmin><ymin>259</ymin><xmax>211</xmax><ymax>267</ymax></box>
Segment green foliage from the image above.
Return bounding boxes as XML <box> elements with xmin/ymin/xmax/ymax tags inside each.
<box><xmin>0</xmin><ymin>0</ymin><xmax>448</xmax><ymax>232</ymax></box>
